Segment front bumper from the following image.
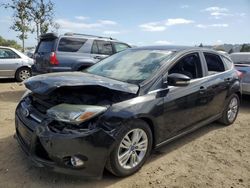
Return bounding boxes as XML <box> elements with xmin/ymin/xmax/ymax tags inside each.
<box><xmin>15</xmin><ymin>103</ymin><xmax>116</xmax><ymax>178</ymax></box>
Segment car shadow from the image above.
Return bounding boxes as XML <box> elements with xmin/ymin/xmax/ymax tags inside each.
<box><xmin>0</xmin><ymin>78</ymin><xmax>17</xmax><ymax>83</ymax></box>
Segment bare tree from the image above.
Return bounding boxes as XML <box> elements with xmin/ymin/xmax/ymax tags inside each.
<box><xmin>28</xmin><ymin>0</ymin><xmax>55</xmax><ymax>41</ymax></box>
<box><xmin>2</xmin><ymin>0</ymin><xmax>32</xmax><ymax>52</ymax></box>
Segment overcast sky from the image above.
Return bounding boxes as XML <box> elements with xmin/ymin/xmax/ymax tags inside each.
<box><xmin>0</xmin><ymin>0</ymin><xmax>249</xmax><ymax>47</ymax></box>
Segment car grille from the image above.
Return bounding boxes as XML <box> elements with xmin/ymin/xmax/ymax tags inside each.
<box><xmin>29</xmin><ymin>95</ymin><xmax>53</xmax><ymax>114</ymax></box>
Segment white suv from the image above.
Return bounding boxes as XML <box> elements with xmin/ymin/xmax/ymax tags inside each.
<box><xmin>0</xmin><ymin>46</ymin><xmax>34</xmax><ymax>81</ymax></box>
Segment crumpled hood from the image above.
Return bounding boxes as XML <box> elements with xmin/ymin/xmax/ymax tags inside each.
<box><xmin>25</xmin><ymin>72</ymin><xmax>139</xmax><ymax>95</ymax></box>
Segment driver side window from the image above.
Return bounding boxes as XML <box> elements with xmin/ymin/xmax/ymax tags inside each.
<box><xmin>169</xmin><ymin>52</ymin><xmax>203</xmax><ymax>79</ymax></box>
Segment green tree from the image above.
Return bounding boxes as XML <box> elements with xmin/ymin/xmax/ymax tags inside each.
<box><xmin>198</xmin><ymin>43</ymin><xmax>203</xmax><ymax>47</ymax></box>
<box><xmin>0</xmin><ymin>36</ymin><xmax>22</xmax><ymax>50</ymax></box>
<box><xmin>240</xmin><ymin>44</ymin><xmax>250</xmax><ymax>52</ymax></box>
<box><xmin>3</xmin><ymin>0</ymin><xmax>32</xmax><ymax>52</ymax></box>
<box><xmin>28</xmin><ymin>0</ymin><xmax>55</xmax><ymax>41</ymax></box>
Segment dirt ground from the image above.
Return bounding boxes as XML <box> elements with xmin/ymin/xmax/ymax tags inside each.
<box><xmin>0</xmin><ymin>79</ymin><xmax>249</xmax><ymax>188</ymax></box>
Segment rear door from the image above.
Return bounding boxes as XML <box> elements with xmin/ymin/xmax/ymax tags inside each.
<box><xmin>34</xmin><ymin>38</ymin><xmax>57</xmax><ymax>73</ymax></box>
<box><xmin>90</xmin><ymin>40</ymin><xmax>113</xmax><ymax>62</ymax></box>
<box><xmin>0</xmin><ymin>48</ymin><xmax>22</xmax><ymax>77</ymax></box>
<box><xmin>201</xmin><ymin>52</ymin><xmax>230</xmax><ymax>117</ymax></box>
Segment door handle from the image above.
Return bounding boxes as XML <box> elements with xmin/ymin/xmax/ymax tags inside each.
<box><xmin>94</xmin><ymin>56</ymin><xmax>102</xmax><ymax>60</ymax></box>
<box><xmin>199</xmin><ymin>86</ymin><xmax>207</xmax><ymax>94</ymax></box>
<box><xmin>224</xmin><ymin>78</ymin><xmax>232</xmax><ymax>82</ymax></box>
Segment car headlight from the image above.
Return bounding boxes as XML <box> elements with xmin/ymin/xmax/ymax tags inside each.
<box><xmin>47</xmin><ymin>104</ymin><xmax>107</xmax><ymax>125</ymax></box>
<box><xmin>21</xmin><ymin>89</ymin><xmax>31</xmax><ymax>99</ymax></box>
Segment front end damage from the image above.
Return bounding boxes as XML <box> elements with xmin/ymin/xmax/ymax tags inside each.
<box><xmin>15</xmin><ymin>73</ymin><xmax>138</xmax><ymax>178</ymax></box>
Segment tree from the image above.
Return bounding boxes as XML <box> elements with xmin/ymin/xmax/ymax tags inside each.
<box><xmin>28</xmin><ymin>0</ymin><xmax>55</xmax><ymax>41</ymax></box>
<box><xmin>198</xmin><ymin>43</ymin><xmax>203</xmax><ymax>47</ymax></box>
<box><xmin>0</xmin><ymin>36</ymin><xmax>22</xmax><ymax>50</ymax></box>
<box><xmin>2</xmin><ymin>0</ymin><xmax>32</xmax><ymax>52</ymax></box>
<box><xmin>240</xmin><ymin>44</ymin><xmax>250</xmax><ymax>52</ymax></box>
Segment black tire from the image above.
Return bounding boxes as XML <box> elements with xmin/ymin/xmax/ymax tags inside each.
<box><xmin>106</xmin><ymin>120</ymin><xmax>153</xmax><ymax>177</ymax></box>
<box><xmin>15</xmin><ymin>67</ymin><xmax>31</xmax><ymax>82</ymax></box>
<box><xmin>219</xmin><ymin>94</ymin><xmax>240</xmax><ymax>126</ymax></box>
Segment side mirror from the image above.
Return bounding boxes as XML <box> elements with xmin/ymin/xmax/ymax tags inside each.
<box><xmin>164</xmin><ymin>73</ymin><xmax>191</xmax><ymax>87</ymax></box>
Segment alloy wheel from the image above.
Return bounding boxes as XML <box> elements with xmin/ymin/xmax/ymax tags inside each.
<box><xmin>117</xmin><ymin>128</ymin><xmax>148</xmax><ymax>169</ymax></box>
<box><xmin>227</xmin><ymin>97</ymin><xmax>238</xmax><ymax>123</ymax></box>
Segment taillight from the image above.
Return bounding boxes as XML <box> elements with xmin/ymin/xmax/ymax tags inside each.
<box><xmin>50</xmin><ymin>52</ymin><xmax>59</xmax><ymax>65</ymax></box>
<box><xmin>236</xmin><ymin>70</ymin><xmax>244</xmax><ymax>79</ymax></box>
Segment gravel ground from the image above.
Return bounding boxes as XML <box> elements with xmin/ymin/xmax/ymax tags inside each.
<box><xmin>0</xmin><ymin>79</ymin><xmax>249</xmax><ymax>188</ymax></box>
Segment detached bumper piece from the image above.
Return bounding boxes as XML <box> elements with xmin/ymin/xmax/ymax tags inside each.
<box><xmin>15</xmin><ymin>102</ymin><xmax>115</xmax><ymax>178</ymax></box>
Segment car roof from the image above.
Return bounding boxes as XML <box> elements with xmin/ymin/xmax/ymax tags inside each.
<box><xmin>132</xmin><ymin>45</ymin><xmax>213</xmax><ymax>52</ymax></box>
<box><xmin>0</xmin><ymin>46</ymin><xmax>14</xmax><ymax>50</ymax></box>
<box><xmin>40</xmin><ymin>32</ymin><xmax>122</xmax><ymax>42</ymax></box>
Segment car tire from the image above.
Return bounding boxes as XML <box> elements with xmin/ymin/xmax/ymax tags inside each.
<box><xmin>15</xmin><ymin>67</ymin><xmax>31</xmax><ymax>82</ymax></box>
<box><xmin>106</xmin><ymin>119</ymin><xmax>153</xmax><ymax>177</ymax></box>
<box><xmin>219</xmin><ymin>94</ymin><xmax>240</xmax><ymax>126</ymax></box>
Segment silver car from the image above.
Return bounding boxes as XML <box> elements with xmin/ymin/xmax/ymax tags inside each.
<box><xmin>0</xmin><ymin>46</ymin><xmax>34</xmax><ymax>81</ymax></box>
<box><xmin>230</xmin><ymin>52</ymin><xmax>250</xmax><ymax>95</ymax></box>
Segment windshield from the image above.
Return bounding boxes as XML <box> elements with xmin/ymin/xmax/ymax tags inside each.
<box><xmin>86</xmin><ymin>49</ymin><xmax>174</xmax><ymax>84</ymax></box>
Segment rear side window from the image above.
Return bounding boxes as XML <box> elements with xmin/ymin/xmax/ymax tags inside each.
<box><xmin>204</xmin><ymin>52</ymin><xmax>225</xmax><ymax>75</ymax></box>
<box><xmin>0</xmin><ymin>48</ymin><xmax>20</xmax><ymax>59</ymax></box>
<box><xmin>91</xmin><ymin>40</ymin><xmax>113</xmax><ymax>55</ymax></box>
<box><xmin>222</xmin><ymin>56</ymin><xmax>233</xmax><ymax>70</ymax></box>
<box><xmin>37</xmin><ymin>40</ymin><xmax>55</xmax><ymax>53</ymax></box>
<box><xmin>58</xmin><ymin>37</ymin><xmax>87</xmax><ymax>52</ymax></box>
<box><xmin>113</xmin><ymin>43</ymin><xmax>130</xmax><ymax>53</ymax></box>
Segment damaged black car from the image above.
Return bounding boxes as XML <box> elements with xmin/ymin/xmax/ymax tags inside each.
<box><xmin>15</xmin><ymin>46</ymin><xmax>241</xmax><ymax>178</ymax></box>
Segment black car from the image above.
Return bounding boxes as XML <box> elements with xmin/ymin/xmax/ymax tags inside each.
<box><xmin>15</xmin><ymin>46</ymin><xmax>241</xmax><ymax>178</ymax></box>
<box><xmin>32</xmin><ymin>32</ymin><xmax>131</xmax><ymax>75</ymax></box>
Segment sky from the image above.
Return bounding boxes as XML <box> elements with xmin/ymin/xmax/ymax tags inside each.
<box><xmin>0</xmin><ymin>0</ymin><xmax>249</xmax><ymax>47</ymax></box>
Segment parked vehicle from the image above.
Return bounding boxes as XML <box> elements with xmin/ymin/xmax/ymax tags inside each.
<box><xmin>0</xmin><ymin>46</ymin><xmax>33</xmax><ymax>81</ymax></box>
<box><xmin>230</xmin><ymin>52</ymin><xmax>250</xmax><ymax>95</ymax></box>
<box><xmin>32</xmin><ymin>33</ymin><xmax>131</xmax><ymax>75</ymax></box>
<box><xmin>15</xmin><ymin>46</ymin><xmax>241</xmax><ymax>178</ymax></box>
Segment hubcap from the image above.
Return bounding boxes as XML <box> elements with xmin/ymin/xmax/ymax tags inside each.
<box><xmin>118</xmin><ymin>128</ymin><xmax>148</xmax><ymax>169</ymax></box>
<box><xmin>19</xmin><ymin>70</ymin><xmax>30</xmax><ymax>81</ymax></box>
<box><xmin>227</xmin><ymin>97</ymin><xmax>238</xmax><ymax>122</ymax></box>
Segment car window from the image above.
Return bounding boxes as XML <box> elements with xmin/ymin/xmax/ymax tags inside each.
<box><xmin>91</xmin><ymin>40</ymin><xmax>113</xmax><ymax>55</ymax></box>
<box><xmin>169</xmin><ymin>53</ymin><xmax>202</xmax><ymax>79</ymax></box>
<box><xmin>37</xmin><ymin>39</ymin><xmax>55</xmax><ymax>53</ymax></box>
<box><xmin>204</xmin><ymin>52</ymin><xmax>225</xmax><ymax>75</ymax></box>
<box><xmin>113</xmin><ymin>43</ymin><xmax>130</xmax><ymax>53</ymax></box>
<box><xmin>58</xmin><ymin>37</ymin><xmax>87</xmax><ymax>52</ymax></box>
<box><xmin>222</xmin><ymin>56</ymin><xmax>234</xmax><ymax>70</ymax></box>
<box><xmin>0</xmin><ymin>48</ymin><xmax>20</xmax><ymax>59</ymax></box>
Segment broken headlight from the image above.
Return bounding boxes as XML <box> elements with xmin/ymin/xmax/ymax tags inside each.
<box><xmin>47</xmin><ymin>104</ymin><xmax>107</xmax><ymax>125</ymax></box>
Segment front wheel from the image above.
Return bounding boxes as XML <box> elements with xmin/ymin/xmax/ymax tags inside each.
<box><xmin>219</xmin><ymin>94</ymin><xmax>240</xmax><ymax>125</ymax></box>
<box><xmin>106</xmin><ymin>120</ymin><xmax>153</xmax><ymax>177</ymax></box>
<box><xmin>15</xmin><ymin>67</ymin><xmax>31</xmax><ymax>82</ymax></box>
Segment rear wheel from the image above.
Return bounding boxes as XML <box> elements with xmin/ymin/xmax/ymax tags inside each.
<box><xmin>106</xmin><ymin>120</ymin><xmax>152</xmax><ymax>177</ymax></box>
<box><xmin>15</xmin><ymin>67</ymin><xmax>31</xmax><ymax>82</ymax></box>
<box><xmin>219</xmin><ymin>94</ymin><xmax>240</xmax><ymax>125</ymax></box>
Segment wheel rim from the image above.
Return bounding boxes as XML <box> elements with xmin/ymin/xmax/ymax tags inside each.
<box><xmin>118</xmin><ymin>128</ymin><xmax>148</xmax><ymax>169</ymax></box>
<box><xmin>19</xmin><ymin>70</ymin><xmax>30</xmax><ymax>81</ymax></box>
<box><xmin>227</xmin><ymin>97</ymin><xmax>238</xmax><ymax>122</ymax></box>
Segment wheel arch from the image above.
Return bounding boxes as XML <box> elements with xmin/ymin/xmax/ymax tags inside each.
<box><xmin>138</xmin><ymin>117</ymin><xmax>156</xmax><ymax>148</ymax></box>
